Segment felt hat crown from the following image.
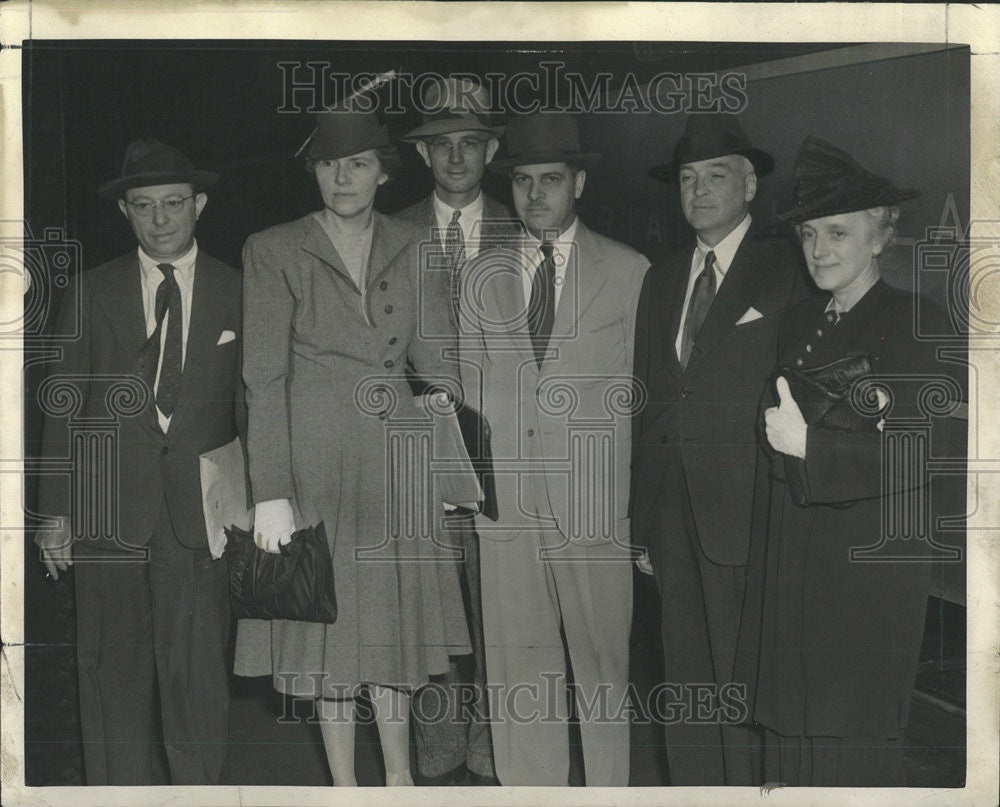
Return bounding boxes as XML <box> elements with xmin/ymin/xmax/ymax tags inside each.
<box><xmin>300</xmin><ymin>109</ymin><xmax>391</xmax><ymax>162</ymax></box>
<box><xmin>779</xmin><ymin>136</ymin><xmax>921</xmax><ymax>222</ymax></box>
<box><xmin>489</xmin><ymin>112</ymin><xmax>601</xmax><ymax>171</ymax></box>
<box><xmin>648</xmin><ymin>113</ymin><xmax>774</xmax><ymax>184</ymax></box>
<box><xmin>98</xmin><ymin>138</ymin><xmax>217</xmax><ymax>200</ymax></box>
<box><xmin>401</xmin><ymin>77</ymin><xmax>504</xmax><ymax>141</ymax></box>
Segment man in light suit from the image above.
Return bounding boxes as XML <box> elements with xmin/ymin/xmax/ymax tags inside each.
<box><xmin>630</xmin><ymin>114</ymin><xmax>807</xmax><ymax>785</ymax></box>
<box><xmin>459</xmin><ymin>112</ymin><xmax>649</xmax><ymax>786</ymax></box>
<box><xmin>35</xmin><ymin>138</ymin><xmax>243</xmax><ymax>785</ymax></box>
<box><xmin>396</xmin><ymin>77</ymin><xmax>515</xmax><ymax>787</ymax></box>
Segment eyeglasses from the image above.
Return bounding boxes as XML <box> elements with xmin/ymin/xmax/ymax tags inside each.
<box><xmin>124</xmin><ymin>195</ymin><xmax>195</xmax><ymax>217</ymax></box>
<box><xmin>426</xmin><ymin>137</ymin><xmax>488</xmax><ymax>155</ymax></box>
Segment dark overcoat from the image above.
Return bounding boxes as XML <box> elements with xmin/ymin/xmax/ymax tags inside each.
<box><xmin>747</xmin><ymin>280</ymin><xmax>964</xmax><ymax>737</ymax></box>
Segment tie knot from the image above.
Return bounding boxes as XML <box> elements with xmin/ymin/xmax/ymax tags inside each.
<box><xmin>540</xmin><ymin>242</ymin><xmax>554</xmax><ymax>259</ymax></box>
<box><xmin>702</xmin><ymin>250</ymin><xmax>716</xmax><ymax>274</ymax></box>
<box><xmin>157</xmin><ymin>262</ymin><xmax>176</xmax><ymax>281</ymax></box>
<box><xmin>449</xmin><ymin>209</ymin><xmax>461</xmax><ymax>225</ymax></box>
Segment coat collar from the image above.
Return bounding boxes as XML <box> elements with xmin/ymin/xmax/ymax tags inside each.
<box><xmin>300</xmin><ymin>210</ymin><xmax>411</xmax><ymax>293</ymax></box>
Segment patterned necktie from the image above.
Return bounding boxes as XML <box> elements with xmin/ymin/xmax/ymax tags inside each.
<box><xmin>444</xmin><ymin>209</ymin><xmax>466</xmax><ymax>320</ymax></box>
<box><xmin>679</xmin><ymin>250</ymin><xmax>717</xmax><ymax>370</ymax></box>
<box><xmin>136</xmin><ymin>263</ymin><xmax>183</xmax><ymax>418</ymax></box>
<box><xmin>528</xmin><ymin>242</ymin><xmax>556</xmax><ymax>367</ymax></box>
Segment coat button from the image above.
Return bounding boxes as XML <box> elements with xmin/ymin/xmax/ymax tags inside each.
<box><xmin>660</xmin><ymin>435</ymin><xmax>668</xmax><ymax>444</ymax></box>
<box><xmin>681</xmin><ymin>388</ymin><xmax>691</xmax><ymax>398</ymax></box>
<box><xmin>380</xmin><ymin>281</ymin><xmax>388</xmax><ymax>290</ymax></box>
<box><xmin>796</xmin><ymin>358</ymin><xmax>804</xmax><ymax>366</ymax></box>
<box><xmin>378</xmin><ymin>411</ymin><xmax>387</xmax><ymax>421</ymax></box>
<box><xmin>527</xmin><ymin>428</ymin><xmax>535</xmax><ymax>437</ymax></box>
<box><xmin>388</xmin><ymin>337</ymin><xmax>397</xmax><ymax>345</ymax></box>
<box><xmin>806</xmin><ymin>344</ymin><xmax>812</xmax><ymax>352</ymax></box>
<box><xmin>384</xmin><ymin>304</ymin><xmax>393</xmax><ymax>314</ymax></box>
<box><xmin>384</xmin><ymin>360</ymin><xmax>394</xmax><ymax>369</ymax></box>
<box><xmin>816</xmin><ymin>328</ymin><xmax>823</xmax><ymax>337</ymax></box>
<box><xmin>161</xmin><ymin>446</ymin><xmax>169</xmax><ymax>456</ymax></box>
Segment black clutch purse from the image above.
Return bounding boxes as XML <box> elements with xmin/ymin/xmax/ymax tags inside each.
<box><xmin>774</xmin><ymin>353</ymin><xmax>879</xmax><ymax>505</ymax></box>
<box><xmin>223</xmin><ymin>522</ymin><xmax>337</xmax><ymax>623</ymax></box>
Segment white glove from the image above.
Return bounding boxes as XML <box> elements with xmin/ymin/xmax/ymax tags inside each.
<box><xmin>253</xmin><ymin>498</ymin><xmax>295</xmax><ymax>554</ymax></box>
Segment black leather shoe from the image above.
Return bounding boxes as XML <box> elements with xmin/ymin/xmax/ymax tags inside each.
<box><xmin>467</xmin><ymin>769</ymin><xmax>501</xmax><ymax>786</ymax></box>
<box><xmin>414</xmin><ymin>764</ymin><xmax>468</xmax><ymax>786</ymax></box>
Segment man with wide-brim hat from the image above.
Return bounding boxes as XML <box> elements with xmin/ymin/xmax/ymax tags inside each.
<box><xmin>631</xmin><ymin>113</ymin><xmax>808</xmax><ymax>785</ymax></box>
<box><xmin>460</xmin><ymin>111</ymin><xmax>648</xmax><ymax>786</ymax></box>
<box><xmin>37</xmin><ymin>137</ymin><xmax>242</xmax><ymax>784</ymax></box>
<box><xmin>396</xmin><ymin>76</ymin><xmax>514</xmax><ymax>787</ymax></box>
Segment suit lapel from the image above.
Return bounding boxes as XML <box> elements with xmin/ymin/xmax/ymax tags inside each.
<box><xmin>657</xmin><ymin>248</ymin><xmax>690</xmax><ymax>383</ymax></box>
<box><xmin>551</xmin><ymin>222</ymin><xmax>608</xmax><ymax>342</ymax></box>
<box><xmin>366</xmin><ymin>212</ymin><xmax>412</xmax><ymax>291</ymax></box>
<box><xmin>94</xmin><ymin>255</ymin><xmax>164</xmax><ymax>436</ymax></box>
<box><xmin>684</xmin><ymin>235</ymin><xmax>760</xmax><ymax>378</ymax></box>
<box><xmin>166</xmin><ymin>254</ymin><xmax>224</xmax><ymax>436</ymax></box>
<box><xmin>300</xmin><ymin>213</ymin><xmax>357</xmax><ymax>290</ymax></box>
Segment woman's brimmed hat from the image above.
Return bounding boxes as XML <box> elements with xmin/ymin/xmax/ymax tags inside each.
<box><xmin>296</xmin><ymin>109</ymin><xmax>391</xmax><ymax>162</ymax></box>
<box><xmin>489</xmin><ymin>112</ymin><xmax>601</xmax><ymax>171</ymax></box>
<box><xmin>401</xmin><ymin>77</ymin><xmax>505</xmax><ymax>142</ymax></box>
<box><xmin>779</xmin><ymin>136</ymin><xmax>921</xmax><ymax>223</ymax></box>
<box><xmin>98</xmin><ymin>138</ymin><xmax>218</xmax><ymax>200</ymax></box>
<box><xmin>648</xmin><ymin>114</ymin><xmax>774</xmax><ymax>184</ymax></box>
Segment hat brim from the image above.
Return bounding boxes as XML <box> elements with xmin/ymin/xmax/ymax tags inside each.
<box><xmin>489</xmin><ymin>150</ymin><xmax>602</xmax><ymax>171</ymax></box>
<box><xmin>400</xmin><ymin>119</ymin><xmax>505</xmax><ymax>142</ymax></box>
<box><xmin>777</xmin><ymin>187</ymin><xmax>922</xmax><ymax>223</ymax></box>
<box><xmin>99</xmin><ymin>169</ymin><xmax>218</xmax><ymax>200</ymax></box>
<box><xmin>648</xmin><ymin>147</ymin><xmax>774</xmax><ymax>184</ymax></box>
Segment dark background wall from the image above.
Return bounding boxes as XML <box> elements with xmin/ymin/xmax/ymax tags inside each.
<box><xmin>20</xmin><ymin>40</ymin><xmax>969</xmax><ymax>786</ymax></box>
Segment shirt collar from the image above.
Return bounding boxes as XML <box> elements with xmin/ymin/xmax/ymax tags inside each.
<box><xmin>695</xmin><ymin>214</ymin><xmax>751</xmax><ymax>276</ymax></box>
<box><xmin>138</xmin><ymin>240</ymin><xmax>198</xmax><ymax>284</ymax></box>
<box><xmin>432</xmin><ymin>189</ymin><xmax>484</xmax><ymax>229</ymax></box>
<box><xmin>524</xmin><ymin>216</ymin><xmax>579</xmax><ymax>260</ymax></box>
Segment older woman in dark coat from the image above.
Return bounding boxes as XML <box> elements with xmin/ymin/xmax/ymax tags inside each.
<box><xmin>237</xmin><ymin>109</ymin><xmax>470</xmax><ymax>786</ymax></box>
<box><xmin>753</xmin><ymin>137</ymin><xmax>964</xmax><ymax>786</ymax></box>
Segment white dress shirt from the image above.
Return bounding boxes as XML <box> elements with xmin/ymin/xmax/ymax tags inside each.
<box><xmin>675</xmin><ymin>214</ymin><xmax>752</xmax><ymax>360</ymax></box>
<box><xmin>432</xmin><ymin>190</ymin><xmax>486</xmax><ymax>260</ymax></box>
<box><xmin>520</xmin><ymin>216</ymin><xmax>580</xmax><ymax>315</ymax></box>
<box><xmin>138</xmin><ymin>240</ymin><xmax>197</xmax><ymax>432</ymax></box>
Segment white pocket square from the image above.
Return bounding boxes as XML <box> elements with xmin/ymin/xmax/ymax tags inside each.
<box><xmin>217</xmin><ymin>330</ymin><xmax>236</xmax><ymax>346</ymax></box>
<box><xmin>735</xmin><ymin>307</ymin><xmax>764</xmax><ymax>326</ymax></box>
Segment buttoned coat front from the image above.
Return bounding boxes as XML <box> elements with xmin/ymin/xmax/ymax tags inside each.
<box><xmin>237</xmin><ymin>211</ymin><xmax>471</xmax><ymax>694</ymax></box>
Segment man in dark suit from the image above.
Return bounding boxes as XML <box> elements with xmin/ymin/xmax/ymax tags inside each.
<box><xmin>395</xmin><ymin>76</ymin><xmax>513</xmax><ymax>787</ymax></box>
<box><xmin>630</xmin><ymin>115</ymin><xmax>806</xmax><ymax>785</ymax></box>
<box><xmin>35</xmin><ymin>138</ymin><xmax>243</xmax><ymax>785</ymax></box>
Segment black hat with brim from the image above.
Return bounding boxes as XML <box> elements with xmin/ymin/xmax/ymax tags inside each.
<box><xmin>778</xmin><ymin>136</ymin><xmax>921</xmax><ymax>223</ymax></box>
<box><xmin>99</xmin><ymin>138</ymin><xmax>218</xmax><ymax>200</ymax></box>
<box><xmin>297</xmin><ymin>109</ymin><xmax>392</xmax><ymax>162</ymax></box>
<box><xmin>648</xmin><ymin>113</ymin><xmax>774</xmax><ymax>184</ymax></box>
<box><xmin>489</xmin><ymin>112</ymin><xmax>601</xmax><ymax>171</ymax></box>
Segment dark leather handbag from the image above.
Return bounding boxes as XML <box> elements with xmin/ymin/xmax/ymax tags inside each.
<box><xmin>774</xmin><ymin>353</ymin><xmax>879</xmax><ymax>505</ymax></box>
<box><xmin>223</xmin><ymin>522</ymin><xmax>337</xmax><ymax>623</ymax></box>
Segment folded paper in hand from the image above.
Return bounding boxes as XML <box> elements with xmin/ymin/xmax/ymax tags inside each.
<box><xmin>200</xmin><ymin>436</ymin><xmax>251</xmax><ymax>558</ymax></box>
<box><xmin>415</xmin><ymin>394</ymin><xmax>484</xmax><ymax>511</ymax></box>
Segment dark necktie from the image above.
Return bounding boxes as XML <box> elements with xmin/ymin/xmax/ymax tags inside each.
<box><xmin>136</xmin><ymin>263</ymin><xmax>183</xmax><ymax>419</ymax></box>
<box><xmin>679</xmin><ymin>250</ymin><xmax>717</xmax><ymax>370</ymax></box>
<box><xmin>444</xmin><ymin>209</ymin><xmax>466</xmax><ymax>320</ymax></box>
<box><xmin>528</xmin><ymin>242</ymin><xmax>556</xmax><ymax>366</ymax></box>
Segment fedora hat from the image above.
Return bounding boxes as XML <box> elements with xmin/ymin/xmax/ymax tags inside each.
<box><xmin>489</xmin><ymin>112</ymin><xmax>601</xmax><ymax>171</ymax></box>
<box><xmin>401</xmin><ymin>77</ymin><xmax>505</xmax><ymax>142</ymax></box>
<box><xmin>778</xmin><ymin>136</ymin><xmax>921</xmax><ymax>223</ymax></box>
<box><xmin>295</xmin><ymin>108</ymin><xmax>391</xmax><ymax>162</ymax></box>
<box><xmin>98</xmin><ymin>138</ymin><xmax>218</xmax><ymax>200</ymax></box>
<box><xmin>648</xmin><ymin>114</ymin><xmax>774</xmax><ymax>184</ymax></box>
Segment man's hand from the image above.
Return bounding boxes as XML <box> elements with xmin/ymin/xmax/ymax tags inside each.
<box><xmin>764</xmin><ymin>376</ymin><xmax>807</xmax><ymax>460</ymax></box>
<box><xmin>635</xmin><ymin>549</ymin><xmax>654</xmax><ymax>576</ymax></box>
<box><xmin>35</xmin><ymin>520</ymin><xmax>73</xmax><ymax>580</ymax></box>
<box><xmin>253</xmin><ymin>499</ymin><xmax>295</xmax><ymax>554</ymax></box>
